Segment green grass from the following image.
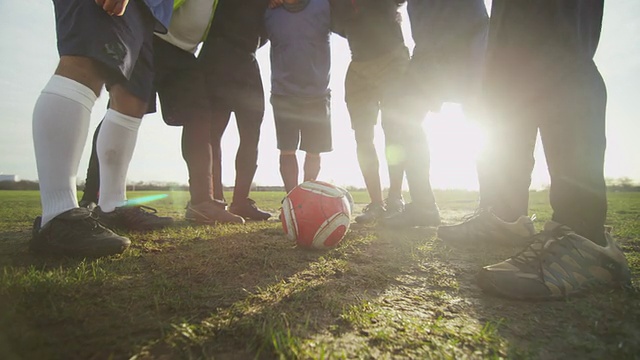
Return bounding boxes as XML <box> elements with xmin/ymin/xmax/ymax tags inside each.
<box><xmin>0</xmin><ymin>190</ymin><xmax>638</xmax><ymax>359</ymax></box>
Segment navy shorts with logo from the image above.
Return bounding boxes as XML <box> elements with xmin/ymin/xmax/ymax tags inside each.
<box><xmin>53</xmin><ymin>0</ymin><xmax>156</xmax><ymax>102</ymax></box>
<box><xmin>271</xmin><ymin>94</ymin><xmax>332</xmax><ymax>154</ymax></box>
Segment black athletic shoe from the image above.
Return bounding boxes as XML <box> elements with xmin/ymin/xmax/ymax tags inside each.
<box><xmin>95</xmin><ymin>205</ymin><xmax>174</xmax><ymax>231</ymax></box>
<box><xmin>229</xmin><ymin>198</ymin><xmax>271</xmax><ymax>221</ymax></box>
<box><xmin>477</xmin><ymin>222</ymin><xmax>632</xmax><ymax>300</ymax></box>
<box><xmin>384</xmin><ymin>197</ymin><xmax>405</xmax><ymax>217</ymax></box>
<box><xmin>30</xmin><ymin>208</ymin><xmax>130</xmax><ymax>258</ymax></box>
<box><xmin>381</xmin><ymin>202</ymin><xmax>441</xmax><ymax>228</ymax></box>
<box><xmin>355</xmin><ymin>202</ymin><xmax>386</xmax><ymax>224</ymax></box>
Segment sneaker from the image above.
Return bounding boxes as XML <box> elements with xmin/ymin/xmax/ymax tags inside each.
<box><xmin>30</xmin><ymin>208</ymin><xmax>130</xmax><ymax>258</ymax></box>
<box><xmin>78</xmin><ymin>199</ymin><xmax>97</xmax><ymax>211</ymax></box>
<box><xmin>185</xmin><ymin>199</ymin><xmax>245</xmax><ymax>224</ymax></box>
<box><xmin>384</xmin><ymin>197</ymin><xmax>405</xmax><ymax>217</ymax></box>
<box><xmin>229</xmin><ymin>198</ymin><xmax>271</xmax><ymax>221</ymax></box>
<box><xmin>381</xmin><ymin>202</ymin><xmax>441</xmax><ymax>228</ymax></box>
<box><xmin>355</xmin><ymin>202</ymin><xmax>386</xmax><ymax>224</ymax></box>
<box><xmin>477</xmin><ymin>221</ymin><xmax>632</xmax><ymax>300</ymax></box>
<box><xmin>437</xmin><ymin>208</ymin><xmax>535</xmax><ymax>247</ymax></box>
<box><xmin>95</xmin><ymin>205</ymin><xmax>174</xmax><ymax>231</ymax></box>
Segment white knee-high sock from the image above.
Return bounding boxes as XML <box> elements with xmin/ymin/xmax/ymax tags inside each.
<box><xmin>97</xmin><ymin>109</ymin><xmax>142</xmax><ymax>212</ymax></box>
<box><xmin>33</xmin><ymin>75</ymin><xmax>97</xmax><ymax>226</ymax></box>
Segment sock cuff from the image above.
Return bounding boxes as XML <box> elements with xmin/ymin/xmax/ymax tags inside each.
<box><xmin>42</xmin><ymin>75</ymin><xmax>98</xmax><ymax>111</ymax></box>
<box><xmin>104</xmin><ymin>109</ymin><xmax>143</xmax><ymax>131</ymax></box>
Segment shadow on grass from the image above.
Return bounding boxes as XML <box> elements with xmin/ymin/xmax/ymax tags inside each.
<box><xmin>1</xmin><ymin>191</ymin><xmax>639</xmax><ymax>359</ymax></box>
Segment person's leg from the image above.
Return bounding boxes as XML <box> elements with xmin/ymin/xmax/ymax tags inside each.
<box><xmin>93</xmin><ymin>4</ymin><xmax>175</xmax><ymax>231</ymax></box>
<box><xmin>209</xmin><ymin>108</ymin><xmax>232</xmax><ymax>202</ymax></box>
<box><xmin>80</xmin><ymin>120</ymin><xmax>103</xmax><ymax>205</ymax></box>
<box><xmin>272</xmin><ymin>95</ymin><xmax>302</xmax><ymax>194</ymax></box>
<box><xmin>33</xmin><ymin>57</ymin><xmax>104</xmax><ymax>226</ymax></box>
<box><xmin>303</xmin><ymin>153</ymin><xmax>321</xmax><ymax>182</ymax></box>
<box><xmin>228</xmin><ymin>100</ymin><xmax>272</xmax><ymax>220</ymax></box>
<box><xmin>279</xmin><ymin>151</ymin><xmax>298</xmax><ymax>194</ymax></box>
<box><xmin>182</xmin><ymin>107</ymin><xmax>244</xmax><ymax>224</ymax></box>
<box><xmin>475</xmin><ymin>0</ymin><xmax>629</xmax><ymax>300</ymax></box>
<box><xmin>182</xmin><ymin>114</ymin><xmax>215</xmax><ymax>205</ymax></box>
<box><xmin>298</xmin><ymin>95</ymin><xmax>332</xmax><ymax>183</ymax></box>
<box><xmin>95</xmin><ymin>86</ymin><xmax>146</xmax><ymax>212</ymax></box>
<box><xmin>354</xmin><ymin>124</ymin><xmax>383</xmax><ymax>205</ymax></box>
<box><xmin>230</xmin><ymin>63</ymin><xmax>264</xmax><ymax>205</ymax></box>
<box><xmin>94</xmin><ymin>0</ymin><xmax>156</xmax><ymax>214</ymax></box>
<box><xmin>30</xmin><ymin>0</ymin><xmax>148</xmax><ymax>256</ymax></box>
<box><xmin>540</xmin><ymin>63</ymin><xmax>608</xmax><ymax>245</ymax></box>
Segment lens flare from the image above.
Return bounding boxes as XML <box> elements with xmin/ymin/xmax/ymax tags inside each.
<box><xmin>125</xmin><ymin>194</ymin><xmax>169</xmax><ymax>206</ymax></box>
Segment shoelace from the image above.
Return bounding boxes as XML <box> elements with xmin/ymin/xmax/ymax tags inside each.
<box><xmin>459</xmin><ymin>208</ymin><xmax>486</xmax><ymax>223</ymax></box>
<box><xmin>509</xmin><ymin>229</ymin><xmax>567</xmax><ymax>268</ymax></box>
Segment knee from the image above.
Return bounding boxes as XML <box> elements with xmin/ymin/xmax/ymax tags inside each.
<box><xmin>55</xmin><ymin>56</ymin><xmax>106</xmax><ymax>96</ymax></box>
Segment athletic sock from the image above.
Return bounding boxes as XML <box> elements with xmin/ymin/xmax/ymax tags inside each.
<box><xmin>33</xmin><ymin>75</ymin><xmax>97</xmax><ymax>226</ymax></box>
<box><xmin>279</xmin><ymin>153</ymin><xmax>299</xmax><ymax>193</ymax></box>
<box><xmin>303</xmin><ymin>153</ymin><xmax>321</xmax><ymax>182</ymax></box>
<box><xmin>96</xmin><ymin>109</ymin><xmax>142</xmax><ymax>212</ymax></box>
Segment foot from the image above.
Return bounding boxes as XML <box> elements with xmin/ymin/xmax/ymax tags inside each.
<box><xmin>384</xmin><ymin>197</ymin><xmax>405</xmax><ymax>217</ymax></box>
<box><xmin>381</xmin><ymin>202</ymin><xmax>441</xmax><ymax>228</ymax></box>
<box><xmin>95</xmin><ymin>205</ymin><xmax>174</xmax><ymax>231</ymax></box>
<box><xmin>185</xmin><ymin>199</ymin><xmax>245</xmax><ymax>224</ymax></box>
<box><xmin>355</xmin><ymin>202</ymin><xmax>386</xmax><ymax>224</ymax></box>
<box><xmin>437</xmin><ymin>208</ymin><xmax>535</xmax><ymax>247</ymax></box>
<box><xmin>30</xmin><ymin>207</ymin><xmax>130</xmax><ymax>258</ymax></box>
<box><xmin>477</xmin><ymin>221</ymin><xmax>632</xmax><ymax>300</ymax></box>
<box><xmin>229</xmin><ymin>198</ymin><xmax>271</xmax><ymax>221</ymax></box>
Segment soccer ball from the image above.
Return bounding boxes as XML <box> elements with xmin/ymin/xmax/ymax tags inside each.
<box><xmin>334</xmin><ymin>185</ymin><xmax>354</xmax><ymax>215</ymax></box>
<box><xmin>281</xmin><ymin>181</ymin><xmax>352</xmax><ymax>249</ymax></box>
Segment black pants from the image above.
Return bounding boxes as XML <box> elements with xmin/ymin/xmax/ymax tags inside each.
<box><xmin>477</xmin><ymin>62</ymin><xmax>608</xmax><ymax>241</ymax></box>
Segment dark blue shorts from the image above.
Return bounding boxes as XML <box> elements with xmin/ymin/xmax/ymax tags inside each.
<box><xmin>53</xmin><ymin>0</ymin><xmax>156</xmax><ymax>102</ymax></box>
<box><xmin>271</xmin><ymin>94</ymin><xmax>332</xmax><ymax>154</ymax></box>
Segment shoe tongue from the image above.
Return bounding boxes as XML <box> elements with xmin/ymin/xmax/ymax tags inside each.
<box><xmin>60</xmin><ymin>207</ymin><xmax>92</xmax><ymax>220</ymax></box>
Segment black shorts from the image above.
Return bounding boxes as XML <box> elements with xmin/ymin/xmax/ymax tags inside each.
<box><xmin>152</xmin><ymin>37</ymin><xmax>211</xmax><ymax>126</ymax></box>
<box><xmin>271</xmin><ymin>94</ymin><xmax>332</xmax><ymax>154</ymax></box>
<box><xmin>199</xmin><ymin>37</ymin><xmax>265</xmax><ymax>114</ymax></box>
<box><xmin>53</xmin><ymin>0</ymin><xmax>156</xmax><ymax>102</ymax></box>
<box><xmin>344</xmin><ymin>46</ymin><xmax>409</xmax><ymax>131</ymax></box>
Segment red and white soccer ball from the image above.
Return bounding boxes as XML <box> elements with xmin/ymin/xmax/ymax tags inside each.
<box><xmin>281</xmin><ymin>181</ymin><xmax>352</xmax><ymax>249</ymax></box>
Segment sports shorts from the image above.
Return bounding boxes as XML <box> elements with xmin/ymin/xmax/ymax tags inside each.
<box><xmin>54</xmin><ymin>0</ymin><xmax>156</xmax><ymax>102</ymax></box>
<box><xmin>199</xmin><ymin>37</ymin><xmax>265</xmax><ymax>115</ymax></box>
<box><xmin>344</xmin><ymin>45</ymin><xmax>409</xmax><ymax>130</ymax></box>
<box><xmin>152</xmin><ymin>37</ymin><xmax>211</xmax><ymax>126</ymax></box>
<box><xmin>271</xmin><ymin>94</ymin><xmax>332</xmax><ymax>154</ymax></box>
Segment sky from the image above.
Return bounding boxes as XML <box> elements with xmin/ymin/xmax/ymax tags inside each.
<box><xmin>1</xmin><ymin>1</ymin><xmax>639</xmax><ymax>191</ymax></box>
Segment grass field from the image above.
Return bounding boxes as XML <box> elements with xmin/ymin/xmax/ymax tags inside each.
<box><xmin>0</xmin><ymin>190</ymin><xmax>638</xmax><ymax>359</ymax></box>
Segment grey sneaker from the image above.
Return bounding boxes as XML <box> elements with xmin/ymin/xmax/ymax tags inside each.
<box><xmin>185</xmin><ymin>199</ymin><xmax>245</xmax><ymax>224</ymax></box>
<box><xmin>355</xmin><ymin>202</ymin><xmax>386</xmax><ymax>224</ymax></box>
<box><xmin>30</xmin><ymin>208</ymin><xmax>130</xmax><ymax>258</ymax></box>
<box><xmin>229</xmin><ymin>198</ymin><xmax>271</xmax><ymax>221</ymax></box>
<box><xmin>437</xmin><ymin>208</ymin><xmax>535</xmax><ymax>247</ymax></box>
<box><xmin>381</xmin><ymin>202</ymin><xmax>441</xmax><ymax>228</ymax></box>
<box><xmin>477</xmin><ymin>222</ymin><xmax>632</xmax><ymax>300</ymax></box>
